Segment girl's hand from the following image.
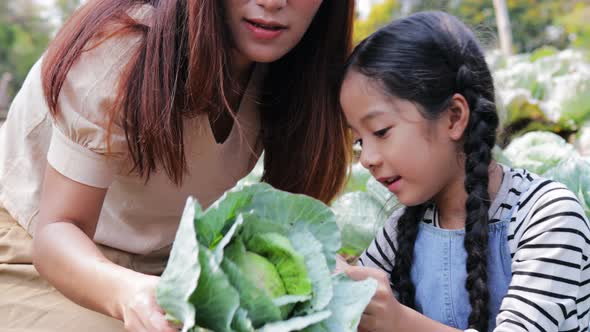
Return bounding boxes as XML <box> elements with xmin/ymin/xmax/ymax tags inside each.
<box><xmin>346</xmin><ymin>266</ymin><xmax>401</xmax><ymax>332</ymax></box>
<box><xmin>334</xmin><ymin>254</ymin><xmax>350</xmax><ymax>274</ymax></box>
<box><xmin>119</xmin><ymin>274</ymin><xmax>177</xmax><ymax>332</ymax></box>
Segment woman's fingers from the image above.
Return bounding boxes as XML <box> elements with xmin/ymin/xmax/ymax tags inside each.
<box><xmin>148</xmin><ymin>312</ymin><xmax>177</xmax><ymax>332</ymax></box>
<box><xmin>125</xmin><ymin>304</ymin><xmax>176</xmax><ymax>332</ymax></box>
<box><xmin>147</xmin><ymin>299</ymin><xmax>177</xmax><ymax>332</ymax></box>
<box><xmin>121</xmin><ymin>274</ymin><xmax>177</xmax><ymax>332</ymax></box>
<box><xmin>123</xmin><ymin>307</ymin><xmax>150</xmax><ymax>332</ymax></box>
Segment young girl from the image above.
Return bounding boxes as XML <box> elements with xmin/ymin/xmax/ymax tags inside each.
<box><xmin>0</xmin><ymin>0</ymin><xmax>354</xmax><ymax>331</ymax></box>
<box><xmin>339</xmin><ymin>11</ymin><xmax>590</xmax><ymax>332</ymax></box>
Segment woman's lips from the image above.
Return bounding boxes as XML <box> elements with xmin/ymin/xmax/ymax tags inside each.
<box><xmin>243</xmin><ymin>18</ymin><xmax>287</xmax><ymax>41</ymax></box>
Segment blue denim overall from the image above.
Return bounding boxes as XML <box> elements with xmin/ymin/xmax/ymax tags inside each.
<box><xmin>410</xmin><ymin>212</ymin><xmax>514</xmax><ymax>331</ymax></box>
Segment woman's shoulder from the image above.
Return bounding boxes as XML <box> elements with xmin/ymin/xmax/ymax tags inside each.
<box><xmin>78</xmin><ymin>5</ymin><xmax>153</xmax><ymax>74</ymax></box>
<box><xmin>53</xmin><ymin>4</ymin><xmax>156</xmax><ymax>123</ymax></box>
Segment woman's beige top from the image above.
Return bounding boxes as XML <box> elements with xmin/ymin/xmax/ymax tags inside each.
<box><xmin>0</xmin><ymin>7</ymin><xmax>263</xmax><ymax>255</ymax></box>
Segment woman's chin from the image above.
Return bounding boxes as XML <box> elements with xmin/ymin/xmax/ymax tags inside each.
<box><xmin>240</xmin><ymin>46</ymin><xmax>292</xmax><ymax>64</ymax></box>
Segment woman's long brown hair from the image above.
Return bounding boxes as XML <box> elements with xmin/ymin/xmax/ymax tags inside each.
<box><xmin>42</xmin><ymin>0</ymin><xmax>354</xmax><ymax>204</ymax></box>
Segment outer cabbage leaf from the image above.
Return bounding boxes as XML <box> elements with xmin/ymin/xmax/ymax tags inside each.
<box><xmin>331</xmin><ymin>192</ymin><xmax>388</xmax><ymax>256</ymax></box>
<box><xmin>191</xmin><ymin>246</ymin><xmax>240</xmax><ymax>332</ymax></box>
<box><xmin>231</xmin><ymin>308</ymin><xmax>255</xmax><ymax>332</ymax></box>
<box><xmin>288</xmin><ymin>226</ymin><xmax>333</xmax><ymax>314</ymax></box>
<box><xmin>156</xmin><ymin>198</ymin><xmax>201</xmax><ymax>332</ymax></box>
<box><xmin>258</xmin><ymin>311</ymin><xmax>332</xmax><ymax>332</ymax></box>
<box><xmin>366</xmin><ymin>176</ymin><xmax>399</xmax><ymax>214</ymax></box>
<box><xmin>236</xmin><ymin>156</ymin><xmax>264</xmax><ymax>188</ymax></box>
<box><xmin>304</xmin><ymin>274</ymin><xmax>378</xmax><ymax>332</ymax></box>
<box><xmin>343</xmin><ymin>163</ymin><xmax>371</xmax><ymax>193</ymax></box>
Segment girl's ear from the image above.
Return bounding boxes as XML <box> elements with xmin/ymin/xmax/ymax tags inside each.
<box><xmin>446</xmin><ymin>93</ymin><xmax>470</xmax><ymax>141</ymax></box>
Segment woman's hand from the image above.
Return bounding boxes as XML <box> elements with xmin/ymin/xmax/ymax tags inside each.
<box><xmin>345</xmin><ymin>265</ymin><xmax>401</xmax><ymax>332</ymax></box>
<box><xmin>119</xmin><ymin>274</ymin><xmax>177</xmax><ymax>332</ymax></box>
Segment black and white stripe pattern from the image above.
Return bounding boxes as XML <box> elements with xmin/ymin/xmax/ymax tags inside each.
<box><xmin>359</xmin><ymin>165</ymin><xmax>590</xmax><ymax>331</ymax></box>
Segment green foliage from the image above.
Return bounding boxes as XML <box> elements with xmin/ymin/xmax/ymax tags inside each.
<box><xmin>354</xmin><ymin>0</ymin><xmax>589</xmax><ymax>53</ymax></box>
<box><xmin>55</xmin><ymin>0</ymin><xmax>82</xmax><ymax>22</ymax></box>
<box><xmin>353</xmin><ymin>0</ymin><xmax>400</xmax><ymax>45</ymax></box>
<box><xmin>0</xmin><ymin>2</ymin><xmax>51</xmax><ymax>102</ymax></box>
<box><xmin>529</xmin><ymin>45</ymin><xmax>559</xmax><ymax>62</ymax></box>
<box><xmin>556</xmin><ymin>3</ymin><xmax>590</xmax><ymax>49</ymax></box>
<box><xmin>0</xmin><ymin>1</ymin><xmax>82</xmax><ymax>104</ymax></box>
<box><xmin>450</xmin><ymin>0</ymin><xmax>578</xmax><ymax>52</ymax></box>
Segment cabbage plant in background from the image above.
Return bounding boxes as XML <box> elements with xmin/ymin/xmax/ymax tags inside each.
<box><xmin>490</xmin><ymin>48</ymin><xmax>590</xmax><ymax>145</ymax></box>
<box><xmin>156</xmin><ymin>183</ymin><xmax>378</xmax><ymax>332</ymax></box>
<box><xmin>503</xmin><ymin>131</ymin><xmax>579</xmax><ymax>174</ymax></box>
<box><xmin>577</xmin><ymin>123</ymin><xmax>590</xmax><ymax>156</ymax></box>
<box><xmin>503</xmin><ymin>131</ymin><xmax>590</xmax><ymax>217</ymax></box>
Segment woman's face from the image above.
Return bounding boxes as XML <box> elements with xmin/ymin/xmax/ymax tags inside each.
<box><xmin>224</xmin><ymin>0</ymin><xmax>323</xmax><ymax>63</ymax></box>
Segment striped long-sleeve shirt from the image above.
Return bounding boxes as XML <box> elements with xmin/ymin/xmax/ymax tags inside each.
<box><xmin>359</xmin><ymin>165</ymin><xmax>590</xmax><ymax>331</ymax></box>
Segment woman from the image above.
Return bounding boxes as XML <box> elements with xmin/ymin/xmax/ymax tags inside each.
<box><xmin>0</xmin><ymin>0</ymin><xmax>354</xmax><ymax>330</ymax></box>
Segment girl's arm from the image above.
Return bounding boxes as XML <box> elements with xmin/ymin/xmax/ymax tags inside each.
<box><xmin>494</xmin><ymin>182</ymin><xmax>590</xmax><ymax>332</ymax></box>
<box><xmin>33</xmin><ymin>164</ymin><xmax>175</xmax><ymax>332</ymax></box>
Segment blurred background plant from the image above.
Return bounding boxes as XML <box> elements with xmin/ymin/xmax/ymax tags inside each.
<box><xmin>355</xmin><ymin>0</ymin><xmax>590</xmax><ymax>52</ymax></box>
<box><xmin>0</xmin><ymin>0</ymin><xmax>82</xmax><ymax>113</ymax></box>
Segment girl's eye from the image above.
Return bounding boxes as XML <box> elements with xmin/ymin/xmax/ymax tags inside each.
<box><xmin>374</xmin><ymin>127</ymin><xmax>391</xmax><ymax>138</ymax></box>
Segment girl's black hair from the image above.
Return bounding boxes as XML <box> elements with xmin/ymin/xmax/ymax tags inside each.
<box><xmin>344</xmin><ymin>11</ymin><xmax>499</xmax><ymax>332</ymax></box>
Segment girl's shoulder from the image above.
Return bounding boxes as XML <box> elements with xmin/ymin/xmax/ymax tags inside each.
<box><xmin>504</xmin><ymin>164</ymin><xmax>590</xmax><ymax>251</ymax></box>
<box><xmin>504</xmin><ymin>164</ymin><xmax>585</xmax><ymax>219</ymax></box>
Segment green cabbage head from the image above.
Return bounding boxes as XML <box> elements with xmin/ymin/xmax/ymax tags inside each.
<box><xmin>156</xmin><ymin>183</ymin><xmax>378</xmax><ymax>332</ymax></box>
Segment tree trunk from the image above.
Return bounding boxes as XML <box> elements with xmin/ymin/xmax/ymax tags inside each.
<box><xmin>493</xmin><ymin>0</ymin><xmax>513</xmax><ymax>56</ymax></box>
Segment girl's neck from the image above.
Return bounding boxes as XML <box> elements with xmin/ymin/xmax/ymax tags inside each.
<box><xmin>434</xmin><ymin>161</ymin><xmax>503</xmax><ymax>230</ymax></box>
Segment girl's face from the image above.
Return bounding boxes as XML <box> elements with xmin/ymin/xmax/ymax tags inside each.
<box><xmin>340</xmin><ymin>71</ymin><xmax>464</xmax><ymax>207</ymax></box>
<box><xmin>224</xmin><ymin>0</ymin><xmax>323</xmax><ymax>64</ymax></box>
